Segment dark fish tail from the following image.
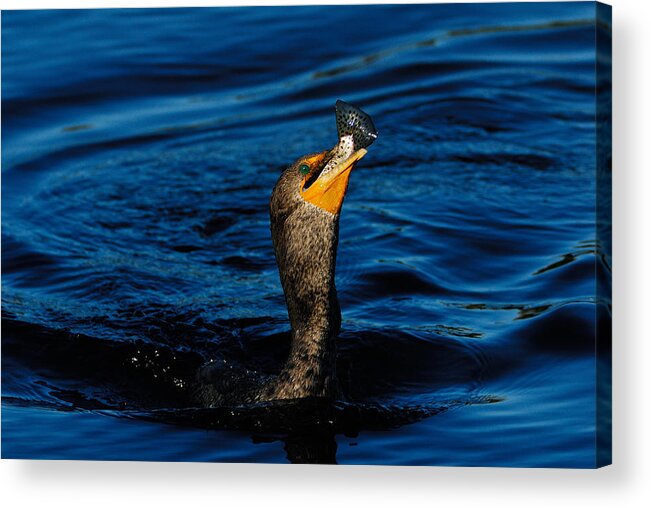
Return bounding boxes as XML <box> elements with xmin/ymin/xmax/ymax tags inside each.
<box><xmin>335</xmin><ymin>100</ymin><xmax>378</xmax><ymax>150</ymax></box>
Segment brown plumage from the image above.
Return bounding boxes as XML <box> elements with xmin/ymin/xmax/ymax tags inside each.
<box><xmin>195</xmin><ymin>100</ymin><xmax>377</xmax><ymax>406</ymax></box>
<box><xmin>255</xmin><ymin>155</ymin><xmax>344</xmax><ymax>400</ymax></box>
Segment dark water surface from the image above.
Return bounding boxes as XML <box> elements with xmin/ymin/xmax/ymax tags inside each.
<box><xmin>2</xmin><ymin>3</ymin><xmax>611</xmax><ymax>466</ymax></box>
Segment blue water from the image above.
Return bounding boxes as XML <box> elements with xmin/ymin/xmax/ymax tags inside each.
<box><xmin>2</xmin><ymin>3</ymin><xmax>611</xmax><ymax>466</ymax></box>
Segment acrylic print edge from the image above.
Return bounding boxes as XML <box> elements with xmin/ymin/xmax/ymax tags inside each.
<box><xmin>595</xmin><ymin>0</ymin><xmax>612</xmax><ymax>469</ymax></box>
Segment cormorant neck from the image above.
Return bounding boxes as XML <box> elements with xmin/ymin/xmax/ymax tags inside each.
<box><xmin>272</xmin><ymin>314</ymin><xmax>340</xmax><ymax>400</ymax></box>
<box><xmin>268</xmin><ymin>206</ymin><xmax>342</xmax><ymax>399</ymax></box>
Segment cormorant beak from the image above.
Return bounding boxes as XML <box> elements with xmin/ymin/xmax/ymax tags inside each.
<box><xmin>301</xmin><ymin>148</ymin><xmax>368</xmax><ymax>215</ymax></box>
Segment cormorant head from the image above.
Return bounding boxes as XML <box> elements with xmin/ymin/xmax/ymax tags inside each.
<box><xmin>270</xmin><ymin>145</ymin><xmax>367</xmax><ymax>224</ymax></box>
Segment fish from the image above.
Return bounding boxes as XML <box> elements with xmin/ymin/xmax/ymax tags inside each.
<box><xmin>302</xmin><ymin>100</ymin><xmax>378</xmax><ymax>209</ymax></box>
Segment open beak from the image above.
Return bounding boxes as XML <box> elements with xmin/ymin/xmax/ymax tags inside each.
<box><xmin>301</xmin><ymin>148</ymin><xmax>367</xmax><ymax>215</ymax></box>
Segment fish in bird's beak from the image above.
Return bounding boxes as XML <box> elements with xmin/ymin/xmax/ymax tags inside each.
<box><xmin>300</xmin><ymin>100</ymin><xmax>378</xmax><ymax>214</ymax></box>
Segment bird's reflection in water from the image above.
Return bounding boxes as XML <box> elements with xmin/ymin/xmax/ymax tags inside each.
<box><xmin>254</xmin><ymin>432</ymin><xmax>338</xmax><ymax>464</ymax></box>
<box><xmin>283</xmin><ymin>433</ymin><xmax>338</xmax><ymax>464</ymax></box>
<box><xmin>136</xmin><ymin>396</ymin><xmax>494</xmax><ymax>464</ymax></box>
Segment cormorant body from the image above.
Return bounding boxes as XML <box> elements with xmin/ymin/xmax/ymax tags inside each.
<box><xmin>196</xmin><ymin>100</ymin><xmax>377</xmax><ymax>406</ymax></box>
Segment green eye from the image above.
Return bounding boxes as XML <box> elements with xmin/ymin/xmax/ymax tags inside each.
<box><xmin>299</xmin><ymin>164</ymin><xmax>310</xmax><ymax>175</ymax></box>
